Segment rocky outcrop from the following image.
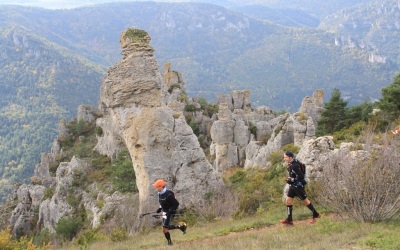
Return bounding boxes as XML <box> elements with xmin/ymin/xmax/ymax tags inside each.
<box><xmin>9</xmin><ymin>184</ymin><xmax>45</xmax><ymax>238</ymax></box>
<box><xmin>210</xmin><ymin>102</ymin><xmax>251</xmax><ymax>172</ymax></box>
<box><xmin>298</xmin><ymin>89</ymin><xmax>324</xmax><ymax>125</ymax></box>
<box><xmin>243</xmin><ymin>90</ymin><xmax>323</xmax><ymax>169</ymax></box>
<box><xmin>77</xmin><ymin>105</ymin><xmax>101</xmax><ymax>123</ymax></box>
<box><xmin>296</xmin><ymin>136</ymin><xmax>336</xmax><ymax>180</ymax></box>
<box><xmin>96</xmin><ymin>28</ymin><xmax>224</xmax><ymax>230</ymax></box>
<box><xmin>37</xmin><ymin>157</ymin><xmax>84</xmax><ymax>232</ymax></box>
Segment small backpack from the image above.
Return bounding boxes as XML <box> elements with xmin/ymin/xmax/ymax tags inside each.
<box><xmin>296</xmin><ymin>159</ymin><xmax>306</xmax><ymax>175</ymax></box>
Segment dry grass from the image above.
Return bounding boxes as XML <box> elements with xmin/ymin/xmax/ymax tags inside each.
<box><xmin>53</xmin><ymin>205</ymin><xmax>400</xmax><ymax>250</ymax></box>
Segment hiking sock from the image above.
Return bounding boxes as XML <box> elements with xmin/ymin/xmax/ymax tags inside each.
<box><xmin>164</xmin><ymin>232</ymin><xmax>172</xmax><ymax>245</ymax></box>
<box><xmin>307</xmin><ymin>203</ymin><xmax>319</xmax><ymax>218</ymax></box>
<box><xmin>286</xmin><ymin>205</ymin><xmax>293</xmax><ymax>221</ymax></box>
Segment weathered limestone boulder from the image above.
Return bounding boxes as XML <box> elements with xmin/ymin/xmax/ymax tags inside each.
<box><xmin>32</xmin><ymin>118</ymin><xmax>68</xmax><ymax>187</ymax></box>
<box><xmin>296</xmin><ymin>136</ymin><xmax>336</xmax><ymax>180</ymax></box>
<box><xmin>232</xmin><ymin>90</ymin><xmax>251</xmax><ymax>111</ymax></box>
<box><xmin>215</xmin><ymin>90</ymin><xmax>251</xmax><ymax>112</ymax></box>
<box><xmin>244</xmin><ymin>110</ymin><xmax>318</xmax><ymax>169</ymax></box>
<box><xmin>215</xmin><ymin>94</ymin><xmax>233</xmax><ymax>111</ymax></box>
<box><xmin>298</xmin><ymin>89</ymin><xmax>324</xmax><ymax>125</ymax></box>
<box><xmin>96</xmin><ymin>28</ymin><xmax>224</xmax><ymax>231</ymax></box>
<box><xmin>94</xmin><ymin>115</ymin><xmax>126</xmax><ymax>159</ymax></box>
<box><xmin>210</xmin><ymin>103</ymin><xmax>251</xmax><ymax>172</ymax></box>
<box><xmin>10</xmin><ymin>184</ymin><xmax>45</xmax><ymax>238</ymax></box>
<box><xmin>80</xmin><ymin>184</ymin><xmax>138</xmax><ymax>229</ymax></box>
<box><xmin>77</xmin><ymin>105</ymin><xmax>101</xmax><ymax>123</ymax></box>
<box><xmin>37</xmin><ymin>157</ymin><xmax>88</xmax><ymax>232</ymax></box>
<box><xmin>58</xmin><ymin>118</ymin><xmax>68</xmax><ymax>138</ymax></box>
<box><xmin>32</xmin><ymin>153</ymin><xmax>55</xmax><ymax>187</ymax></box>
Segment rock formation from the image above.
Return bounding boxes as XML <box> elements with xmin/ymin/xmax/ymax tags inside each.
<box><xmin>9</xmin><ymin>184</ymin><xmax>45</xmax><ymax>238</ymax></box>
<box><xmin>96</xmin><ymin>28</ymin><xmax>225</xmax><ymax>229</ymax></box>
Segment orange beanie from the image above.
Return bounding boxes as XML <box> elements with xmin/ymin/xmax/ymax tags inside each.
<box><xmin>152</xmin><ymin>179</ymin><xmax>166</xmax><ymax>188</ymax></box>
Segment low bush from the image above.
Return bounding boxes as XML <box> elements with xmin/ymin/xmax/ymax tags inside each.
<box><xmin>320</xmin><ymin>128</ymin><xmax>400</xmax><ymax>222</ymax></box>
<box><xmin>109</xmin><ymin>228</ymin><xmax>128</xmax><ymax>242</ymax></box>
<box><xmin>55</xmin><ymin>217</ymin><xmax>83</xmax><ymax>241</ymax></box>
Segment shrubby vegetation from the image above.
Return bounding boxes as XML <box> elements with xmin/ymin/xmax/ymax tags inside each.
<box><xmin>317</xmin><ymin>128</ymin><xmax>400</xmax><ymax>222</ymax></box>
<box><xmin>112</xmin><ymin>148</ymin><xmax>136</xmax><ymax>193</ymax></box>
<box><xmin>0</xmin><ymin>227</ymin><xmax>49</xmax><ymax>249</ymax></box>
<box><xmin>317</xmin><ymin>88</ymin><xmax>373</xmax><ymax>136</ymax></box>
<box><xmin>313</xmin><ymin>74</ymin><xmax>400</xmax><ymax>222</ymax></box>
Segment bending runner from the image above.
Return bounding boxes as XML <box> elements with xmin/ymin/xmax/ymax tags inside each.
<box><xmin>152</xmin><ymin>179</ymin><xmax>187</xmax><ymax>245</ymax></box>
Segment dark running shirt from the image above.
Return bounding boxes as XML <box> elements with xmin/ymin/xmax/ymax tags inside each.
<box><xmin>288</xmin><ymin>159</ymin><xmax>305</xmax><ymax>183</ymax></box>
<box><xmin>158</xmin><ymin>189</ymin><xmax>179</xmax><ymax>213</ymax></box>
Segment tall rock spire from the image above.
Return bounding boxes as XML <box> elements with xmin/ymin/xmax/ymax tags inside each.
<box><xmin>96</xmin><ymin>28</ymin><xmax>225</xmax><ymax>231</ymax></box>
<box><xmin>99</xmin><ymin>28</ymin><xmax>162</xmax><ymax>110</ymax></box>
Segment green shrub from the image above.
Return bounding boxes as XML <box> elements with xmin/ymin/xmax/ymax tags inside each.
<box><xmin>282</xmin><ymin>144</ymin><xmax>300</xmax><ymax>154</ymax></box>
<box><xmin>228</xmin><ymin>169</ymin><xmax>246</xmax><ymax>188</ymax></box>
<box><xmin>48</xmin><ymin>161</ymin><xmax>59</xmax><ymax>176</ymax></box>
<box><xmin>168</xmin><ymin>84</ymin><xmax>181</xmax><ymax>93</ymax></box>
<box><xmin>109</xmin><ymin>228</ymin><xmax>128</xmax><ymax>242</ymax></box>
<box><xmin>227</xmin><ymin>166</ymin><xmax>286</xmax><ymax>217</ymax></box>
<box><xmin>94</xmin><ymin>126</ymin><xmax>103</xmax><ymax>136</ymax></box>
<box><xmin>76</xmin><ymin>228</ymin><xmax>103</xmax><ymax>247</ymax></box>
<box><xmin>177</xmin><ymin>93</ymin><xmax>189</xmax><ymax>102</ymax></box>
<box><xmin>189</xmin><ymin>119</ymin><xmax>200</xmax><ymax>136</ymax></box>
<box><xmin>91</xmin><ymin>151</ymin><xmax>111</xmax><ymax>170</ymax></box>
<box><xmin>249</xmin><ymin>125</ymin><xmax>257</xmax><ymax>136</ymax></box>
<box><xmin>198</xmin><ymin>97</ymin><xmax>218</xmax><ymax>117</ymax></box>
<box><xmin>268</xmin><ymin>150</ymin><xmax>284</xmax><ymax>165</ymax></box>
<box><xmin>67</xmin><ymin>192</ymin><xmax>80</xmax><ymax>208</ymax></box>
<box><xmin>259</xmin><ymin>134</ymin><xmax>270</xmax><ymax>145</ymax></box>
<box><xmin>274</xmin><ymin>125</ymin><xmax>283</xmax><ymax>135</ymax></box>
<box><xmin>55</xmin><ymin>217</ymin><xmax>83</xmax><ymax>241</ymax></box>
<box><xmin>33</xmin><ymin>228</ymin><xmax>53</xmax><ymax>248</ymax></box>
<box><xmin>185</xmin><ymin>104</ymin><xmax>197</xmax><ymax>112</ymax></box>
<box><xmin>42</xmin><ymin>187</ymin><xmax>55</xmax><ymax>200</ymax></box>
<box><xmin>112</xmin><ymin>148</ymin><xmax>137</xmax><ymax>193</ymax></box>
<box><xmin>0</xmin><ymin>227</ymin><xmax>49</xmax><ymax>249</ymax></box>
<box><xmin>332</xmin><ymin>121</ymin><xmax>366</xmax><ymax>144</ymax></box>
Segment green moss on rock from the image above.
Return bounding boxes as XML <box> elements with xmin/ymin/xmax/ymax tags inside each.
<box><xmin>123</xmin><ymin>28</ymin><xmax>149</xmax><ymax>43</ymax></box>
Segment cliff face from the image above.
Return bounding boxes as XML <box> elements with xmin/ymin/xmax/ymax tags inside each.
<box><xmin>96</xmin><ymin>28</ymin><xmax>224</xmax><ymax>229</ymax></box>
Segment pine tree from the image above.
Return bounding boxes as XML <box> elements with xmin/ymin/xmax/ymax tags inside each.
<box><xmin>317</xmin><ymin>88</ymin><xmax>348</xmax><ymax>136</ymax></box>
<box><xmin>375</xmin><ymin>74</ymin><xmax>400</xmax><ymax>120</ymax></box>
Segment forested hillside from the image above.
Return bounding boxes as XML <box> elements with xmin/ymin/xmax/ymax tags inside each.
<box><xmin>0</xmin><ymin>28</ymin><xmax>104</xmax><ymax>201</ymax></box>
<box><xmin>0</xmin><ymin>0</ymin><xmax>399</xmax><ymax>202</ymax></box>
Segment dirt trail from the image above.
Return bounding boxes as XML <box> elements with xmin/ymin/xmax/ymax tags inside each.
<box><xmin>149</xmin><ymin>215</ymin><xmax>331</xmax><ymax>250</ymax></box>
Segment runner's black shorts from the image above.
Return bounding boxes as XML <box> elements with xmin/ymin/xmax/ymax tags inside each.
<box><xmin>287</xmin><ymin>184</ymin><xmax>308</xmax><ymax>200</ymax></box>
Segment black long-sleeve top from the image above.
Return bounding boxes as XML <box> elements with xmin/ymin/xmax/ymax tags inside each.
<box><xmin>158</xmin><ymin>189</ymin><xmax>179</xmax><ymax>213</ymax></box>
<box><xmin>288</xmin><ymin>159</ymin><xmax>305</xmax><ymax>182</ymax></box>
